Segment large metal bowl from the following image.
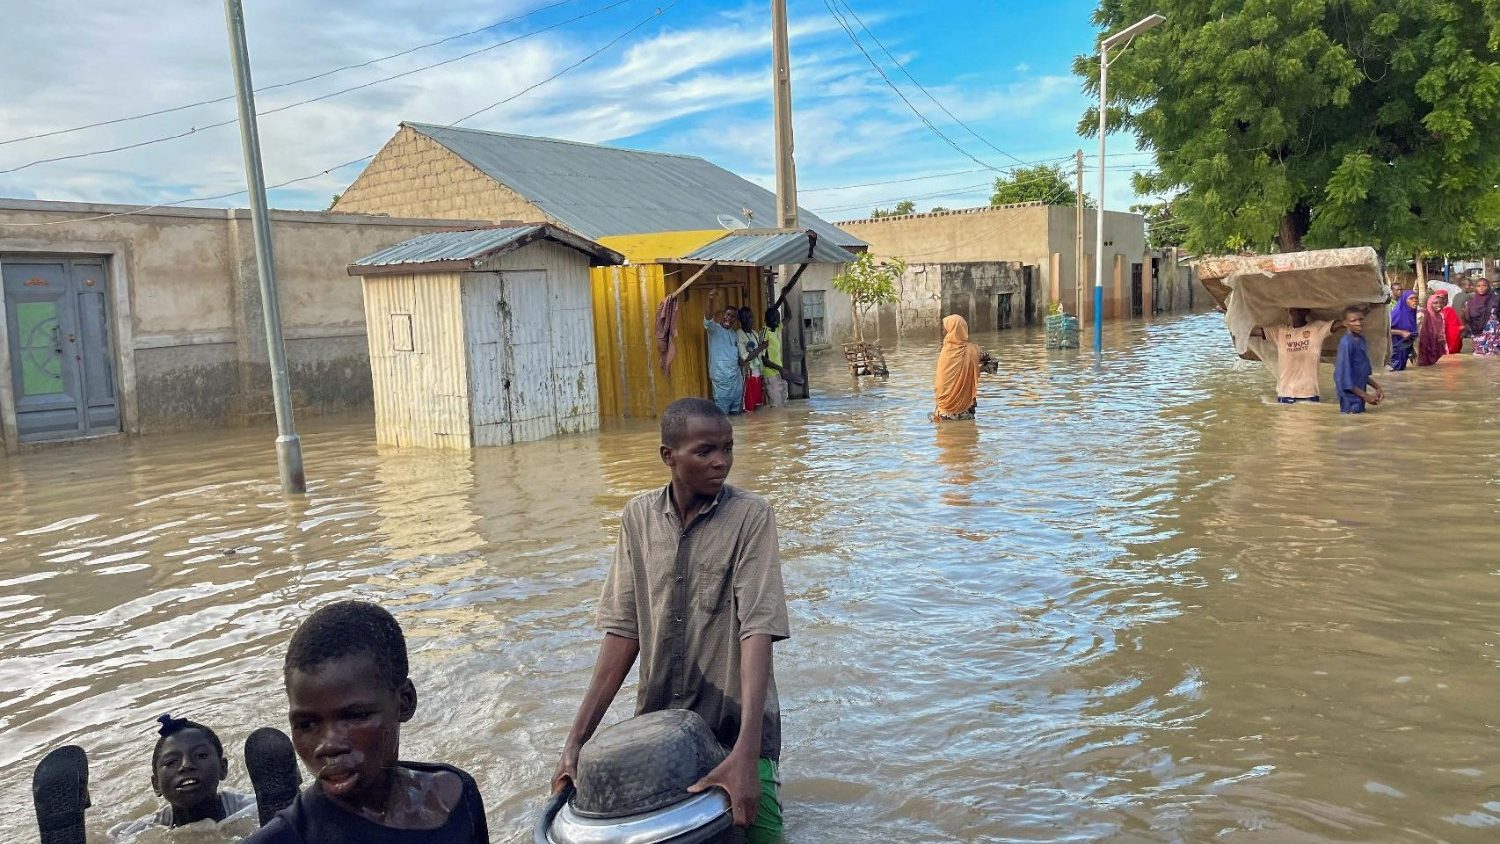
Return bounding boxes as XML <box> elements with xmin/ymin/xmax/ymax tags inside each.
<box><xmin>539</xmin><ymin>786</ymin><xmax>732</xmax><ymax>844</ymax></box>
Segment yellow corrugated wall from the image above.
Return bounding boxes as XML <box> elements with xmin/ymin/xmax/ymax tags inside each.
<box><xmin>596</xmin><ymin>230</ymin><xmax>726</xmax><ymax>264</ymax></box>
<box><xmin>591</xmin><ymin>263</ymin><xmax>766</xmax><ymax>419</ymax></box>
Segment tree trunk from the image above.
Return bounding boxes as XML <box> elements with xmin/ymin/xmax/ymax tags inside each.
<box><xmin>1275</xmin><ymin>206</ymin><xmax>1310</xmax><ymax>253</ymax></box>
<box><xmin>1415</xmin><ymin>253</ymin><xmax>1428</xmax><ymax>299</ymax></box>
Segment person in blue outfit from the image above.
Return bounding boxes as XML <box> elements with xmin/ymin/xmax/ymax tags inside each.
<box><xmin>1334</xmin><ymin>305</ymin><xmax>1384</xmax><ymax>414</ymax></box>
<box><xmin>704</xmin><ymin>289</ymin><xmax>744</xmax><ymax>415</ymax></box>
<box><xmin>1388</xmin><ymin>290</ymin><xmax>1417</xmax><ymax>370</ymax></box>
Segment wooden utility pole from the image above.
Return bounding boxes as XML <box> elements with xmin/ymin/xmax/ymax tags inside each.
<box><xmin>1075</xmin><ymin>149</ymin><xmax>1085</xmax><ymax>317</ymax></box>
<box><xmin>771</xmin><ymin>0</ymin><xmax>808</xmax><ymax>397</ymax></box>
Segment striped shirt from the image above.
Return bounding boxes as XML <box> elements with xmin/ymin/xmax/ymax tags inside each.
<box><xmin>597</xmin><ymin>484</ymin><xmax>791</xmax><ymax>760</ymax></box>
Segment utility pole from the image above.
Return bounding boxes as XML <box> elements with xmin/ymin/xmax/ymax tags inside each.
<box><xmin>771</xmin><ymin>0</ymin><xmax>808</xmax><ymax>398</ymax></box>
<box><xmin>223</xmin><ymin>0</ymin><xmax>306</xmax><ymax>494</ymax></box>
<box><xmin>1075</xmin><ymin>149</ymin><xmax>1085</xmax><ymax>317</ymax></box>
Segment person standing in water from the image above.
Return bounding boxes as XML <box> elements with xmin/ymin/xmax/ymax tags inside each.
<box><xmin>1388</xmin><ymin>290</ymin><xmax>1418</xmax><ymax>370</ymax></box>
<box><xmin>1417</xmin><ymin>290</ymin><xmax>1460</xmax><ymax>365</ymax></box>
<box><xmin>761</xmin><ymin>307</ymin><xmax>788</xmax><ymax>408</ymax></box>
<box><xmin>1465</xmin><ymin>279</ymin><xmax>1500</xmax><ymax>356</ymax></box>
<box><xmin>553</xmin><ymin>398</ymin><xmax>791</xmax><ymax>841</ymax></box>
<box><xmin>704</xmin><ymin>290</ymin><xmax>743</xmax><ymax>415</ymax></box>
<box><xmin>933</xmin><ymin>314</ymin><xmax>981</xmax><ymax>421</ymax></box>
<box><xmin>1334</xmin><ymin>306</ymin><xmax>1384</xmax><ymax>414</ymax></box>
<box><xmin>1250</xmin><ymin>308</ymin><xmax>1338</xmax><ymax>403</ymax></box>
<box><xmin>737</xmin><ymin>306</ymin><xmax>767</xmax><ymax>414</ymax></box>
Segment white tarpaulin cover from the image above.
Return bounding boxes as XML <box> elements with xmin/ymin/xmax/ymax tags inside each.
<box><xmin>1195</xmin><ymin>247</ymin><xmax>1391</xmax><ymax>371</ymax></box>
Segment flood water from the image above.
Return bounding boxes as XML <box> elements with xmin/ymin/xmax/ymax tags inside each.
<box><xmin>4</xmin><ymin>312</ymin><xmax>1500</xmax><ymax>842</ymax></box>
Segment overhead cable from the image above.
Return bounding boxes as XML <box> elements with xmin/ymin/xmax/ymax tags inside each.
<box><xmin>0</xmin><ymin>0</ymin><xmax>634</xmax><ymax>175</ymax></box>
<box><xmin>831</xmin><ymin>0</ymin><xmax>1031</xmax><ymax>168</ymax></box>
<box><xmin>822</xmin><ymin>0</ymin><xmax>1008</xmax><ymax>173</ymax></box>
<box><xmin>0</xmin><ymin>0</ymin><xmax>580</xmax><ymax>148</ymax></box>
<box><xmin>3</xmin><ymin>2</ymin><xmax>676</xmax><ymax>228</ymax></box>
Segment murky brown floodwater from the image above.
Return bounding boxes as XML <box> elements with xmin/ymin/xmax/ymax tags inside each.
<box><xmin>4</xmin><ymin>312</ymin><xmax>1500</xmax><ymax>843</ymax></box>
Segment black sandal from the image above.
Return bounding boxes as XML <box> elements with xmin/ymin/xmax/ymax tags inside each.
<box><xmin>32</xmin><ymin>745</ymin><xmax>89</xmax><ymax>844</ymax></box>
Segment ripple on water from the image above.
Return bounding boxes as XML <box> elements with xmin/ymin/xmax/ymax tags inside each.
<box><xmin>2</xmin><ymin>314</ymin><xmax>1500</xmax><ymax>841</ymax></box>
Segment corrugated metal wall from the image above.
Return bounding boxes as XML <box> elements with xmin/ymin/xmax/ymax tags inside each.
<box><xmin>362</xmin><ymin>272</ymin><xmax>471</xmax><ymax>449</ymax></box>
<box><xmin>479</xmin><ymin>241</ymin><xmax>600</xmax><ymax>443</ymax></box>
<box><xmin>591</xmin><ymin>262</ymin><xmax>764</xmax><ymax>419</ymax></box>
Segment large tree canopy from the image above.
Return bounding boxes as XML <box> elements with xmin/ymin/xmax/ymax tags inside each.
<box><xmin>1077</xmin><ymin>0</ymin><xmax>1500</xmax><ymax>256</ymax></box>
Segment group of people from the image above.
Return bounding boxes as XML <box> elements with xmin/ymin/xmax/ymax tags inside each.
<box><xmin>1253</xmin><ymin>278</ymin><xmax>1500</xmax><ymax>415</ymax></box>
<box><xmin>68</xmin><ymin>399</ymin><xmax>788</xmax><ymax>844</ymax></box>
<box><xmin>1254</xmin><ymin>306</ymin><xmax>1384</xmax><ymax>413</ymax></box>
<box><xmin>1389</xmin><ymin>277</ymin><xmax>1500</xmax><ymax>369</ymax></box>
<box><xmin>703</xmin><ymin>289</ymin><xmax>790</xmax><ymax>416</ymax></box>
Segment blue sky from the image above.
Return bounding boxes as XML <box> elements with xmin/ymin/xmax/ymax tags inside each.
<box><xmin>0</xmin><ymin>0</ymin><xmax>1159</xmax><ymax>224</ymax></box>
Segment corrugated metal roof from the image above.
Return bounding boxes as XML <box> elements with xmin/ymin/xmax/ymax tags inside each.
<box><xmin>349</xmin><ymin>224</ymin><xmax>621</xmax><ymax>274</ymax></box>
<box><xmin>352</xmin><ymin>226</ymin><xmax>537</xmax><ymax>267</ymax></box>
<box><xmin>404</xmin><ymin>123</ymin><xmax>867</xmax><ymax>250</ymax></box>
<box><xmin>684</xmin><ymin>230</ymin><xmax>858</xmax><ymax>266</ymax></box>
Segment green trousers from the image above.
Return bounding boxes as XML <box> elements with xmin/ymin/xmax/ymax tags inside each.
<box><xmin>746</xmin><ymin>758</ymin><xmax>783</xmax><ymax>844</ymax></box>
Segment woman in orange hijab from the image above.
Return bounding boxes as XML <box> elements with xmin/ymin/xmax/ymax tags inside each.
<box><xmin>933</xmin><ymin>314</ymin><xmax>982</xmax><ymax>421</ymax></box>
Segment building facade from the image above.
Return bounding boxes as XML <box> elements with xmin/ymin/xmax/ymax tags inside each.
<box><xmin>0</xmin><ymin>199</ymin><xmax>476</xmax><ymax>452</ymax></box>
<box><xmin>837</xmin><ymin>203</ymin><xmax>1190</xmax><ymax>330</ymax></box>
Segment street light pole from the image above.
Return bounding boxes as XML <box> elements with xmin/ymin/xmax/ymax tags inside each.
<box><xmin>1095</xmin><ymin>13</ymin><xmax>1165</xmax><ymax>354</ymax></box>
<box><xmin>223</xmin><ymin>0</ymin><xmax>306</xmax><ymax>494</ymax></box>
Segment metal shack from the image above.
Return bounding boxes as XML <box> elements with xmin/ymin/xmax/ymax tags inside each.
<box><xmin>590</xmin><ymin>228</ymin><xmax>856</xmax><ymax>419</ymax></box>
<box><xmin>349</xmin><ymin>225</ymin><xmax>622</xmax><ymax>449</ymax></box>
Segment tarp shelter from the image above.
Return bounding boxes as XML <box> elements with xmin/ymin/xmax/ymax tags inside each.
<box><xmin>349</xmin><ymin>224</ymin><xmax>622</xmax><ymax>449</ymax></box>
<box><xmin>1197</xmin><ymin>246</ymin><xmax>1391</xmax><ymax>374</ymax></box>
<box><xmin>591</xmin><ymin>229</ymin><xmax>857</xmax><ymax>419</ymax></box>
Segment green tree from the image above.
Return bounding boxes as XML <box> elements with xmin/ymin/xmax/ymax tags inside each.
<box><xmin>832</xmin><ymin>252</ymin><xmax>907</xmax><ymax>343</ymax></box>
<box><xmin>1131</xmin><ymin>197</ymin><xmax>1188</xmax><ymax>249</ymax></box>
<box><xmin>871</xmin><ymin>199</ymin><xmax>917</xmax><ymax>219</ymax></box>
<box><xmin>1077</xmin><ymin>0</ymin><xmax>1500</xmax><ymax>256</ymax></box>
<box><xmin>991</xmin><ymin>163</ymin><xmax>1092</xmax><ymax>207</ymax></box>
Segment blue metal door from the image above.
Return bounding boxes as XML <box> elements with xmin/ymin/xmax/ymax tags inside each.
<box><xmin>3</xmin><ymin>257</ymin><xmax>120</xmax><ymax>442</ymax></box>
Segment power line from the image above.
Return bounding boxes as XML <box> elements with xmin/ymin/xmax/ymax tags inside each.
<box><xmin>810</xmin><ymin>166</ymin><xmax>1080</xmax><ymax>214</ymax></box>
<box><xmin>822</xmin><ymin>0</ymin><xmax>1008</xmax><ymax>173</ymax></box>
<box><xmin>3</xmin><ymin>3</ymin><xmax>677</xmax><ymax>228</ymax></box>
<box><xmin>831</xmin><ymin>0</ymin><xmax>1030</xmax><ymax>168</ymax></box>
<box><xmin>0</xmin><ymin>0</ymin><xmax>581</xmax><ymax>148</ymax></box>
<box><xmin>799</xmin><ymin>154</ymin><xmax>1076</xmax><ymax>193</ymax></box>
<box><xmin>801</xmin><ymin>167</ymin><xmax>987</xmax><ymax>193</ymax></box>
<box><xmin>0</xmin><ymin>0</ymin><xmax>634</xmax><ymax>175</ymax></box>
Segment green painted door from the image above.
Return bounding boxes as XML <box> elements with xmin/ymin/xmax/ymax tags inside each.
<box><xmin>3</xmin><ymin>257</ymin><xmax>120</xmax><ymax>441</ymax></box>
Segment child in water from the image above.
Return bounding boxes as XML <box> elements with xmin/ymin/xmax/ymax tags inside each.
<box><xmin>109</xmin><ymin>715</ymin><xmax>257</xmax><ymax>838</ymax></box>
<box><xmin>1334</xmin><ymin>305</ymin><xmax>1385</xmax><ymax>414</ymax></box>
<box><xmin>245</xmin><ymin>600</ymin><xmax>488</xmax><ymax>843</ymax></box>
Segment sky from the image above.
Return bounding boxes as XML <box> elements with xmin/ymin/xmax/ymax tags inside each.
<box><xmin>0</xmin><ymin>0</ymin><xmax>1161</xmax><ymax>226</ymax></box>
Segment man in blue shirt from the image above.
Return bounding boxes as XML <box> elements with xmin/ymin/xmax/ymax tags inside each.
<box><xmin>1333</xmin><ymin>305</ymin><xmax>1385</xmax><ymax>414</ymax></box>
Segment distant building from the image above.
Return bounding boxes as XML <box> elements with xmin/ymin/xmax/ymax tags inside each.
<box><xmin>837</xmin><ymin>203</ymin><xmax>1195</xmax><ymax>330</ymax></box>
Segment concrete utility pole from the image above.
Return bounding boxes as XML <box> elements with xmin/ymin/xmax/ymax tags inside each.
<box><xmin>1075</xmin><ymin>149</ymin><xmax>1085</xmax><ymax>317</ymax></box>
<box><xmin>771</xmin><ymin>0</ymin><xmax>808</xmax><ymax>398</ymax></box>
<box><xmin>223</xmin><ymin>0</ymin><xmax>306</xmax><ymax>494</ymax></box>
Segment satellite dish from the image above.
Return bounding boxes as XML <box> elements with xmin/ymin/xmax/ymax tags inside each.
<box><xmin>717</xmin><ymin>213</ymin><xmax>748</xmax><ymax>230</ymax></box>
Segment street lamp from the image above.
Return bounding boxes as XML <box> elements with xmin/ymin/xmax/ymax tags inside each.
<box><xmin>1094</xmin><ymin>13</ymin><xmax>1165</xmax><ymax>353</ymax></box>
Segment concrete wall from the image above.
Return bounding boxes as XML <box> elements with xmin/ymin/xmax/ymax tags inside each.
<box><xmin>0</xmin><ymin>199</ymin><xmax>478</xmax><ymax>450</ymax></box>
<box><xmin>837</xmin><ymin>203</ymin><xmax>1148</xmax><ymax>324</ymax></box>
<box><xmin>793</xmin><ymin>263</ymin><xmax>851</xmax><ymax>348</ymax></box>
<box><xmin>882</xmin><ymin>261</ymin><xmax>1029</xmax><ymax>334</ymax></box>
<box><xmin>332</xmin><ymin>125</ymin><xmax>545</xmax><ymax>224</ymax></box>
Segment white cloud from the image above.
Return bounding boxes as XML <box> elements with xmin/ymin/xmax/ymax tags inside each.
<box><xmin>0</xmin><ymin>0</ymin><xmax>1140</xmax><ymax>216</ymax></box>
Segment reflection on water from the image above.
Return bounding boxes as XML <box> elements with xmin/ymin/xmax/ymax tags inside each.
<box><xmin>3</xmin><ymin>313</ymin><xmax>1500</xmax><ymax>842</ymax></box>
